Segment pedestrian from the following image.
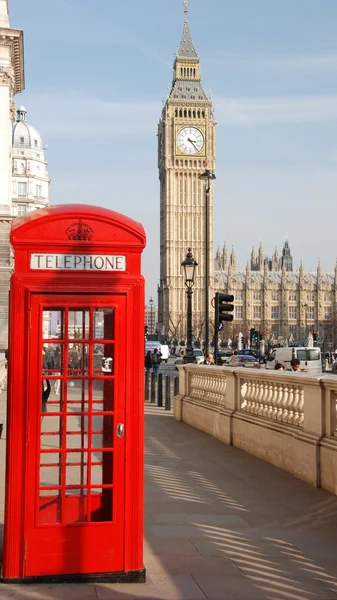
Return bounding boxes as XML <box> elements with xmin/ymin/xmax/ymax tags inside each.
<box><xmin>290</xmin><ymin>358</ymin><xmax>301</xmax><ymax>372</ymax></box>
<box><xmin>274</xmin><ymin>363</ymin><xmax>285</xmax><ymax>371</ymax></box>
<box><xmin>203</xmin><ymin>353</ymin><xmax>214</xmax><ymax>365</ymax></box>
<box><xmin>145</xmin><ymin>350</ymin><xmax>152</xmax><ymax>373</ymax></box>
<box><xmin>151</xmin><ymin>347</ymin><xmax>161</xmax><ymax>377</ymax></box>
<box><xmin>42</xmin><ymin>379</ymin><xmax>51</xmax><ymax>413</ymax></box>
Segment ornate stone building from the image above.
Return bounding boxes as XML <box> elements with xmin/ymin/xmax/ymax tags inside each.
<box><xmin>214</xmin><ymin>240</ymin><xmax>337</xmax><ymax>345</ymax></box>
<box><xmin>12</xmin><ymin>106</ymin><xmax>50</xmax><ymax>216</ymax></box>
<box><xmin>157</xmin><ymin>0</ymin><xmax>216</xmax><ymax>340</ymax></box>
<box><xmin>0</xmin><ymin>0</ymin><xmax>24</xmax><ymax>349</ymax></box>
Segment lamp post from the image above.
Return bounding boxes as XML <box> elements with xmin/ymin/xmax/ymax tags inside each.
<box><xmin>149</xmin><ymin>297</ymin><xmax>154</xmax><ymax>335</ymax></box>
<box><xmin>199</xmin><ymin>168</ymin><xmax>216</xmax><ymax>357</ymax></box>
<box><xmin>181</xmin><ymin>248</ymin><xmax>198</xmax><ymax>364</ymax></box>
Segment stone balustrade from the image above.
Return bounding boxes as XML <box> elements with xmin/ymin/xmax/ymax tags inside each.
<box><xmin>174</xmin><ymin>365</ymin><xmax>337</xmax><ymax>495</ymax></box>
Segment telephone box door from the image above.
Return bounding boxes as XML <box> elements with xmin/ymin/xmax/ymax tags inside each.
<box><xmin>25</xmin><ymin>294</ymin><xmax>126</xmax><ymax>577</ymax></box>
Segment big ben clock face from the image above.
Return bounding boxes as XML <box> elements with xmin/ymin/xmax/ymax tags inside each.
<box><xmin>177</xmin><ymin>127</ymin><xmax>204</xmax><ymax>155</ymax></box>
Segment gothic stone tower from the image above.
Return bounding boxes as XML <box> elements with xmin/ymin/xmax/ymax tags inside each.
<box><xmin>157</xmin><ymin>1</ymin><xmax>216</xmax><ymax>341</ymax></box>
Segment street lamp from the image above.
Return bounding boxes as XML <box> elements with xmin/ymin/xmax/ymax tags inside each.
<box><xmin>181</xmin><ymin>248</ymin><xmax>198</xmax><ymax>364</ymax></box>
<box><xmin>149</xmin><ymin>297</ymin><xmax>154</xmax><ymax>335</ymax></box>
<box><xmin>199</xmin><ymin>168</ymin><xmax>216</xmax><ymax>357</ymax></box>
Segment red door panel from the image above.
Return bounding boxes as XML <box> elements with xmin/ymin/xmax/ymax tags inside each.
<box><xmin>25</xmin><ymin>295</ymin><xmax>126</xmax><ymax>577</ymax></box>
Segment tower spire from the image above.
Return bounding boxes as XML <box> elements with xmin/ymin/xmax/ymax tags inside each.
<box><xmin>178</xmin><ymin>0</ymin><xmax>198</xmax><ymax>59</ymax></box>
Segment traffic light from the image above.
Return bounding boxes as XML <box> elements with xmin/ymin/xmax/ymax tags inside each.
<box><xmin>259</xmin><ymin>331</ymin><xmax>264</xmax><ymax>340</ymax></box>
<box><xmin>312</xmin><ymin>330</ymin><xmax>318</xmax><ymax>344</ymax></box>
<box><xmin>215</xmin><ymin>293</ymin><xmax>234</xmax><ymax>330</ymax></box>
<box><xmin>250</xmin><ymin>328</ymin><xmax>256</xmax><ymax>344</ymax></box>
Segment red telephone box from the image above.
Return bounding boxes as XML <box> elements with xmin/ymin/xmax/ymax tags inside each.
<box><xmin>2</xmin><ymin>205</ymin><xmax>146</xmax><ymax>583</ymax></box>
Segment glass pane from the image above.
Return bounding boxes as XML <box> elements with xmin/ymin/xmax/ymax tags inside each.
<box><xmin>42</xmin><ymin>310</ymin><xmax>64</xmax><ymax>340</ymax></box>
<box><xmin>66</xmin><ymin>452</ymin><xmax>88</xmax><ymax>486</ymax></box>
<box><xmin>93</xmin><ymin>308</ymin><xmax>114</xmax><ymax>339</ymax></box>
<box><xmin>64</xmin><ymin>492</ymin><xmax>88</xmax><ymax>524</ymax></box>
<box><xmin>93</xmin><ymin>344</ymin><xmax>114</xmax><ymax>375</ymax></box>
<box><xmin>91</xmin><ymin>415</ymin><xmax>114</xmax><ymax>449</ymax></box>
<box><xmin>38</xmin><ymin>491</ymin><xmax>61</xmax><ymax>525</ymax></box>
<box><xmin>66</xmin><ymin>416</ymin><xmax>89</xmax><ymax>449</ymax></box>
<box><xmin>68</xmin><ymin>344</ymin><xmax>89</xmax><ymax>375</ymax></box>
<box><xmin>89</xmin><ymin>488</ymin><xmax>113</xmax><ymax>523</ymax></box>
<box><xmin>66</xmin><ymin>379</ymin><xmax>89</xmax><ymax>409</ymax></box>
<box><xmin>42</xmin><ymin>343</ymin><xmax>63</xmax><ymax>374</ymax></box>
<box><xmin>40</xmin><ymin>464</ymin><xmax>60</xmax><ymax>488</ymax></box>
<box><xmin>92</xmin><ymin>379</ymin><xmax>114</xmax><ymax>412</ymax></box>
<box><xmin>41</xmin><ymin>416</ymin><xmax>61</xmax><ymax>450</ymax></box>
<box><xmin>68</xmin><ymin>310</ymin><xmax>89</xmax><ymax>339</ymax></box>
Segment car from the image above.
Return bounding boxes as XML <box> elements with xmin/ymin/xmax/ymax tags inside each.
<box><xmin>237</xmin><ymin>349</ymin><xmax>267</xmax><ymax>364</ymax></box>
<box><xmin>174</xmin><ymin>348</ymin><xmax>204</xmax><ymax>366</ymax></box>
<box><xmin>225</xmin><ymin>355</ymin><xmax>260</xmax><ymax>368</ymax></box>
<box><xmin>216</xmin><ymin>349</ymin><xmax>233</xmax><ymax>365</ymax></box>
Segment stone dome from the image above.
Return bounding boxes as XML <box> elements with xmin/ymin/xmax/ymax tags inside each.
<box><xmin>12</xmin><ymin>106</ymin><xmax>43</xmax><ymax>151</ymax></box>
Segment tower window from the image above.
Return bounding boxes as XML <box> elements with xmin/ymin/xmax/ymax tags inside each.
<box><xmin>191</xmin><ymin>96</ymin><xmax>195</xmax><ymax>100</ymax></box>
<box><xmin>188</xmin><ymin>110</ymin><xmax>191</xmax><ymax>117</ymax></box>
<box><xmin>187</xmin><ymin>87</ymin><xmax>190</xmax><ymax>92</ymax></box>
<box><xmin>175</xmin><ymin>109</ymin><xmax>178</xmax><ymax>117</ymax></box>
<box><xmin>184</xmin><ymin>109</ymin><xmax>187</xmax><ymax>117</ymax></box>
<box><xmin>34</xmin><ymin>140</ymin><xmax>38</xmax><ymax>147</ymax></box>
<box><xmin>20</xmin><ymin>137</ymin><xmax>24</xmax><ymax>144</ymax></box>
<box><xmin>179</xmin><ymin>110</ymin><xmax>182</xmax><ymax>117</ymax></box>
<box><xmin>202</xmin><ymin>111</ymin><xmax>205</xmax><ymax>118</ymax></box>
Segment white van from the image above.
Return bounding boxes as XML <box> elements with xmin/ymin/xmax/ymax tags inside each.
<box><xmin>266</xmin><ymin>347</ymin><xmax>322</xmax><ymax>375</ymax></box>
<box><xmin>159</xmin><ymin>344</ymin><xmax>170</xmax><ymax>363</ymax></box>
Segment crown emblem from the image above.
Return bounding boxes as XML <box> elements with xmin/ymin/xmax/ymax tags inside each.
<box><xmin>65</xmin><ymin>220</ymin><xmax>94</xmax><ymax>241</ymax></box>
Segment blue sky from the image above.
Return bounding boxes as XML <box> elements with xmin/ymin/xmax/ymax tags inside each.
<box><xmin>10</xmin><ymin>0</ymin><xmax>337</xmax><ymax>299</ymax></box>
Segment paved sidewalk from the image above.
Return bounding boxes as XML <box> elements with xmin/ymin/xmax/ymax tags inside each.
<box><xmin>1</xmin><ymin>397</ymin><xmax>337</xmax><ymax>598</ymax></box>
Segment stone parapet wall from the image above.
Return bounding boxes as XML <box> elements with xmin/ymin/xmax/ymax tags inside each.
<box><xmin>174</xmin><ymin>366</ymin><xmax>337</xmax><ymax>494</ymax></box>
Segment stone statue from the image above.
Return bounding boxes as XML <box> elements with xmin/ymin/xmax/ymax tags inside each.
<box><xmin>307</xmin><ymin>333</ymin><xmax>314</xmax><ymax>348</ymax></box>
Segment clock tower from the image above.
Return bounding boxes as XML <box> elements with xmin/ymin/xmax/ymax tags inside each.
<box><xmin>157</xmin><ymin>0</ymin><xmax>216</xmax><ymax>342</ymax></box>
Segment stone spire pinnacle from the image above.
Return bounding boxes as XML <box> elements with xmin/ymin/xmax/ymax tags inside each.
<box><xmin>0</xmin><ymin>0</ymin><xmax>9</xmax><ymax>27</ymax></box>
<box><xmin>177</xmin><ymin>0</ymin><xmax>198</xmax><ymax>59</ymax></box>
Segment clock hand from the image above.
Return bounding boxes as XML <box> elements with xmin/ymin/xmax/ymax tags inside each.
<box><xmin>188</xmin><ymin>137</ymin><xmax>198</xmax><ymax>151</ymax></box>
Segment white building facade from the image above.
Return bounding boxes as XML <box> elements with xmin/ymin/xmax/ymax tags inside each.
<box><xmin>0</xmin><ymin>0</ymin><xmax>24</xmax><ymax>349</ymax></box>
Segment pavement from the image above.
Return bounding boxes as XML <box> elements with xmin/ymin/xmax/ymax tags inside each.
<box><xmin>1</xmin><ymin>395</ymin><xmax>337</xmax><ymax>598</ymax></box>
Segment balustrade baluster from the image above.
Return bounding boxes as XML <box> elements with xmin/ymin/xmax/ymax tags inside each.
<box><xmin>286</xmin><ymin>385</ymin><xmax>295</xmax><ymax>424</ymax></box>
<box><xmin>298</xmin><ymin>389</ymin><xmax>304</xmax><ymax>426</ymax></box>
<box><xmin>292</xmin><ymin>386</ymin><xmax>300</xmax><ymax>426</ymax></box>
<box><xmin>276</xmin><ymin>383</ymin><xmax>284</xmax><ymax>420</ymax></box>
<box><xmin>280</xmin><ymin>384</ymin><xmax>289</xmax><ymax>421</ymax></box>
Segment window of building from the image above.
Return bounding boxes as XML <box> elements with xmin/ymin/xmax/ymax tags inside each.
<box><xmin>272</xmin><ymin>325</ymin><xmax>279</xmax><ymax>337</ymax></box>
<box><xmin>307</xmin><ymin>293</ymin><xmax>314</xmax><ymax>302</ymax></box>
<box><xmin>289</xmin><ymin>324</ymin><xmax>297</xmax><ymax>336</ymax></box>
<box><xmin>271</xmin><ymin>292</ymin><xmax>279</xmax><ymax>302</ymax></box>
<box><xmin>253</xmin><ymin>292</ymin><xmax>261</xmax><ymax>301</ymax></box>
<box><xmin>289</xmin><ymin>292</ymin><xmax>296</xmax><ymax>302</ymax></box>
<box><xmin>235</xmin><ymin>306</ymin><xmax>243</xmax><ymax>319</ymax></box>
<box><xmin>289</xmin><ymin>306</ymin><xmax>297</xmax><ymax>319</ymax></box>
<box><xmin>19</xmin><ymin>137</ymin><xmax>24</xmax><ymax>144</ymax></box>
<box><xmin>253</xmin><ymin>305</ymin><xmax>261</xmax><ymax>319</ymax></box>
<box><xmin>324</xmin><ymin>293</ymin><xmax>332</xmax><ymax>302</ymax></box>
<box><xmin>36</xmin><ymin>184</ymin><xmax>42</xmax><ymax>197</ymax></box>
<box><xmin>271</xmin><ymin>306</ymin><xmax>279</xmax><ymax>320</ymax></box>
<box><xmin>34</xmin><ymin>140</ymin><xmax>38</xmax><ymax>147</ymax></box>
<box><xmin>236</xmin><ymin>291</ymin><xmax>243</xmax><ymax>301</ymax></box>
<box><xmin>18</xmin><ymin>182</ymin><xmax>27</xmax><ymax>196</ymax></box>
<box><xmin>17</xmin><ymin>204</ymin><xmax>28</xmax><ymax>216</ymax></box>
<box><xmin>324</xmin><ymin>306</ymin><xmax>332</xmax><ymax>319</ymax></box>
<box><xmin>307</xmin><ymin>306</ymin><xmax>314</xmax><ymax>320</ymax></box>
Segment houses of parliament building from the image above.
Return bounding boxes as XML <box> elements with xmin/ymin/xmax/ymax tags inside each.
<box><xmin>215</xmin><ymin>240</ymin><xmax>337</xmax><ymax>345</ymax></box>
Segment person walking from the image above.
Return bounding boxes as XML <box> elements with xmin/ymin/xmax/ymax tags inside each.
<box><xmin>151</xmin><ymin>348</ymin><xmax>161</xmax><ymax>377</ymax></box>
<box><xmin>145</xmin><ymin>350</ymin><xmax>152</xmax><ymax>373</ymax></box>
<box><xmin>203</xmin><ymin>353</ymin><xmax>214</xmax><ymax>365</ymax></box>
